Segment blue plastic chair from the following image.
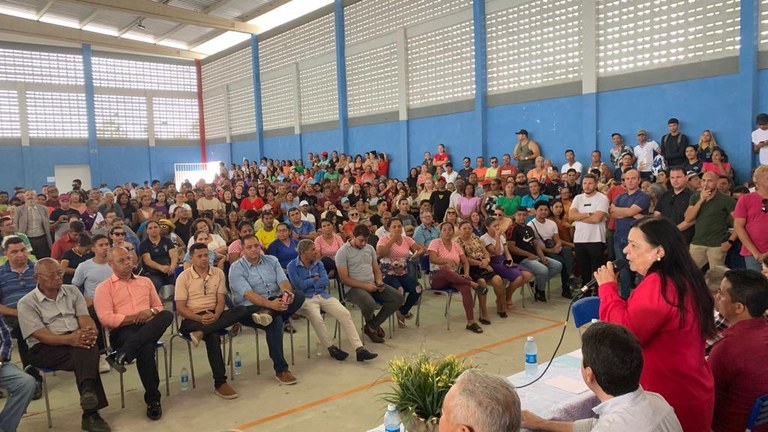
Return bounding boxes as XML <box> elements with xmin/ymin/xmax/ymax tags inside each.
<box><xmin>746</xmin><ymin>393</ymin><xmax>768</xmax><ymax>431</ymax></box>
<box><xmin>571</xmin><ymin>296</ymin><xmax>600</xmax><ymax>335</ymax></box>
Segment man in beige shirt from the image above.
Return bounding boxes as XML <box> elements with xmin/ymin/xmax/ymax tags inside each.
<box><xmin>175</xmin><ymin>242</ymin><xmax>249</xmax><ymax>399</ymax></box>
<box><xmin>196</xmin><ymin>186</ymin><xmax>224</xmax><ymax>216</ymax></box>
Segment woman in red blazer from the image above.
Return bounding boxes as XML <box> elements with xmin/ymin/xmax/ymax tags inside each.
<box><xmin>594</xmin><ymin>216</ymin><xmax>716</xmax><ymax>432</ymax></box>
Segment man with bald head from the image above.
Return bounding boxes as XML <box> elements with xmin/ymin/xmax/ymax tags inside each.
<box><xmin>17</xmin><ymin>258</ymin><xmax>111</xmax><ymax>432</ymax></box>
<box><xmin>13</xmin><ymin>190</ymin><xmax>52</xmax><ymax>259</ymax></box>
<box><xmin>94</xmin><ymin>247</ymin><xmax>172</xmax><ymax>421</ymax></box>
<box><xmin>684</xmin><ymin>170</ymin><xmax>737</xmax><ymax>270</ymax></box>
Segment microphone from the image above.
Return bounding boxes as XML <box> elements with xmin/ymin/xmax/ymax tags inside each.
<box><xmin>580</xmin><ymin>259</ymin><xmax>628</xmax><ymax>295</ymax></box>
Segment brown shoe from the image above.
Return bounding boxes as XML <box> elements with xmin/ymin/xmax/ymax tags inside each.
<box><xmin>275</xmin><ymin>370</ymin><xmax>298</xmax><ymax>385</ymax></box>
<box><xmin>376</xmin><ymin>325</ymin><xmax>386</xmax><ymax>338</ymax></box>
<box><xmin>214</xmin><ymin>383</ymin><xmax>239</xmax><ymax>399</ymax></box>
<box><xmin>363</xmin><ymin>325</ymin><xmax>385</xmax><ymax>343</ymax></box>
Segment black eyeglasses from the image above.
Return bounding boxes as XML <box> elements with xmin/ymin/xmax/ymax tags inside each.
<box><xmin>112</xmin><ymin>231</ymin><xmax>126</xmax><ymax>236</ymax></box>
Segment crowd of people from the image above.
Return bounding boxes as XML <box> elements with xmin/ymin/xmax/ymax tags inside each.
<box><xmin>0</xmin><ymin>115</ymin><xmax>767</xmax><ymax>431</ymax></box>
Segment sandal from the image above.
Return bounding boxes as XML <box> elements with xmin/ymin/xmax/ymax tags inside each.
<box><xmin>396</xmin><ymin>311</ymin><xmax>407</xmax><ymax>328</ymax></box>
<box><xmin>466</xmin><ymin>323</ymin><xmax>483</xmax><ymax>333</ymax></box>
<box><xmin>479</xmin><ymin>318</ymin><xmax>491</xmax><ymax>325</ymax></box>
<box><xmin>497</xmin><ymin>312</ymin><xmax>508</xmax><ymax>319</ymax></box>
<box><xmin>474</xmin><ymin>285</ymin><xmax>489</xmax><ymax>296</ymax></box>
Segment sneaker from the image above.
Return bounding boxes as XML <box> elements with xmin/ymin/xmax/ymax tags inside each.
<box><xmin>146</xmin><ymin>401</ymin><xmax>162</xmax><ymax>420</ymax></box>
<box><xmin>81</xmin><ymin>412</ymin><xmax>111</xmax><ymax>432</ymax></box>
<box><xmin>363</xmin><ymin>325</ymin><xmax>384</xmax><ymax>343</ymax></box>
<box><xmin>104</xmin><ymin>351</ymin><xmax>127</xmax><ymax>374</ymax></box>
<box><xmin>275</xmin><ymin>370</ymin><xmax>298</xmax><ymax>385</ymax></box>
<box><xmin>251</xmin><ymin>313</ymin><xmax>273</xmax><ymax>327</ymax></box>
<box><xmin>189</xmin><ymin>331</ymin><xmax>203</xmax><ymax>348</ymax></box>
<box><xmin>355</xmin><ymin>347</ymin><xmax>378</xmax><ymax>362</ymax></box>
<box><xmin>80</xmin><ymin>389</ymin><xmax>99</xmax><ymax>411</ymax></box>
<box><xmin>214</xmin><ymin>382</ymin><xmax>239</xmax><ymax>399</ymax></box>
<box><xmin>327</xmin><ymin>345</ymin><xmax>349</xmax><ymax>361</ymax></box>
<box><xmin>98</xmin><ymin>354</ymin><xmax>111</xmax><ymax>374</ymax></box>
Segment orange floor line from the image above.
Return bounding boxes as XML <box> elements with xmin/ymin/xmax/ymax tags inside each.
<box><xmin>234</xmin><ymin>319</ymin><xmax>563</xmax><ymax>431</ymax></box>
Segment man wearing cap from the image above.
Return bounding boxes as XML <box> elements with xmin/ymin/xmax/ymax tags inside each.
<box><xmin>661</xmin><ymin>118</ymin><xmax>688</xmax><ymax>167</ymax></box>
<box><xmin>752</xmin><ymin>113</ymin><xmax>768</xmax><ymax>165</ymax></box>
<box><xmin>513</xmin><ymin>129</ymin><xmax>540</xmax><ymax>174</ymax></box>
<box><xmin>684</xmin><ymin>171</ymin><xmax>737</xmax><ymax>271</ymax></box>
<box><xmin>633</xmin><ymin>129</ymin><xmax>660</xmax><ymax>180</ymax></box>
<box><xmin>51</xmin><ymin>220</ymin><xmax>85</xmax><ymax>261</ymax></box>
<box><xmin>441</xmin><ymin>163</ymin><xmax>459</xmax><ymax>185</ymax></box>
<box><xmin>13</xmin><ymin>190</ymin><xmax>52</xmax><ymax>259</ymax></box>
<box><xmin>319</xmin><ymin>151</ymin><xmax>330</xmax><ymax>167</ymax></box>
<box><xmin>298</xmin><ymin>200</ymin><xmax>316</xmax><ymax>225</ymax></box>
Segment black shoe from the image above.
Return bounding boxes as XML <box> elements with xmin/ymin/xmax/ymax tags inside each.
<box><xmin>355</xmin><ymin>347</ymin><xmax>378</xmax><ymax>362</ymax></box>
<box><xmin>534</xmin><ymin>291</ymin><xmax>547</xmax><ymax>302</ymax></box>
<box><xmin>23</xmin><ymin>366</ymin><xmax>43</xmax><ymax>400</ymax></box>
<box><xmin>497</xmin><ymin>312</ymin><xmax>508</xmax><ymax>318</ymax></box>
<box><xmin>80</xmin><ymin>389</ymin><xmax>99</xmax><ymax>411</ymax></box>
<box><xmin>474</xmin><ymin>284</ymin><xmax>488</xmax><ymax>296</ymax></box>
<box><xmin>105</xmin><ymin>351</ymin><xmax>127</xmax><ymax>374</ymax></box>
<box><xmin>561</xmin><ymin>290</ymin><xmax>573</xmax><ymax>299</ymax></box>
<box><xmin>328</xmin><ymin>345</ymin><xmax>349</xmax><ymax>361</ymax></box>
<box><xmin>146</xmin><ymin>401</ymin><xmax>162</xmax><ymax>421</ymax></box>
<box><xmin>82</xmin><ymin>412</ymin><xmax>111</xmax><ymax>432</ymax></box>
<box><xmin>479</xmin><ymin>318</ymin><xmax>492</xmax><ymax>325</ymax></box>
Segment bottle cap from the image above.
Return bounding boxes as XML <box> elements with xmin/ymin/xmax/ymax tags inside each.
<box><xmin>388</xmin><ymin>403</ymin><xmax>396</xmax><ymax>411</ymax></box>
<box><xmin>527</xmin><ymin>336</ymin><xmax>534</xmax><ymax>342</ymax></box>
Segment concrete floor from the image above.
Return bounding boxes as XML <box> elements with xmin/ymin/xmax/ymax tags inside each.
<box><xmin>13</xmin><ymin>286</ymin><xmax>581</xmax><ymax>432</ymax></box>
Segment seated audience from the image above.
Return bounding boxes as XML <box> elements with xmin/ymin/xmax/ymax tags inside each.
<box><xmin>314</xmin><ymin>219</ymin><xmax>344</xmax><ymax>277</ymax></box>
<box><xmin>0</xmin><ymin>313</ymin><xmax>36</xmax><ymax>432</ymax></box>
<box><xmin>51</xmin><ymin>220</ymin><xmax>85</xmax><ymax>260</ymax></box>
<box><xmin>376</xmin><ymin>218</ymin><xmax>425</xmax><ymax>328</ymax></box>
<box><xmin>139</xmin><ymin>220</ymin><xmax>177</xmax><ymax>291</ymax></box>
<box><xmin>266</xmin><ymin>223</ymin><xmax>299</xmax><ymax>269</ymax></box>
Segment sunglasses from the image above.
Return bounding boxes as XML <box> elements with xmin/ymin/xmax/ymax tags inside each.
<box><xmin>112</xmin><ymin>231</ymin><xmax>126</xmax><ymax>236</ymax></box>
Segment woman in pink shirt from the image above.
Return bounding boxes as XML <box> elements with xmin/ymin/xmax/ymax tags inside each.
<box><xmin>702</xmin><ymin>148</ymin><xmax>733</xmax><ymax>179</ymax></box>
<box><xmin>456</xmin><ymin>184</ymin><xmax>481</xmax><ymax>221</ymax></box>
<box><xmin>377</xmin><ymin>218</ymin><xmax>425</xmax><ymax>327</ymax></box>
<box><xmin>428</xmin><ymin>222</ymin><xmax>483</xmax><ymax>333</ymax></box>
<box><xmin>314</xmin><ymin>219</ymin><xmax>344</xmax><ymax>277</ymax></box>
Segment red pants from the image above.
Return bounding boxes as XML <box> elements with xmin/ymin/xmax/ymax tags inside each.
<box><xmin>430</xmin><ymin>268</ymin><xmax>474</xmax><ymax>321</ymax></box>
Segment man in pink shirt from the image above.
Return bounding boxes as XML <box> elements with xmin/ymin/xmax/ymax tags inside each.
<box><xmin>93</xmin><ymin>247</ymin><xmax>172</xmax><ymax>421</ymax></box>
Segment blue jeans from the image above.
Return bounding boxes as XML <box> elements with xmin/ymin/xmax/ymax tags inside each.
<box><xmin>520</xmin><ymin>257</ymin><xmax>562</xmax><ymax>292</ymax></box>
<box><xmin>614</xmin><ymin>235</ymin><xmax>634</xmax><ymax>298</ymax></box>
<box><xmin>0</xmin><ymin>362</ymin><xmax>36</xmax><ymax>432</ymax></box>
<box><xmin>744</xmin><ymin>255</ymin><xmax>763</xmax><ymax>272</ymax></box>
<box><xmin>241</xmin><ymin>290</ymin><xmax>306</xmax><ymax>373</ymax></box>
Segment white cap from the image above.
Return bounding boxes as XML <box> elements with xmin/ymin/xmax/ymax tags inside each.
<box><xmin>299</xmin><ymin>200</ymin><xmax>309</xmax><ymax>207</ymax></box>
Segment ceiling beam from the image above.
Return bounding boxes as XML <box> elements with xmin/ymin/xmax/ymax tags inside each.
<box><xmin>239</xmin><ymin>0</ymin><xmax>293</xmax><ymax>22</ymax></box>
<box><xmin>188</xmin><ymin>28</ymin><xmax>224</xmax><ymax>49</ymax></box>
<box><xmin>79</xmin><ymin>10</ymin><xmax>100</xmax><ymax>28</ymax></box>
<box><xmin>117</xmin><ymin>17</ymin><xmax>143</xmax><ymax>37</ymax></box>
<box><xmin>0</xmin><ymin>15</ymin><xmax>204</xmax><ymax>59</ymax></box>
<box><xmin>59</xmin><ymin>0</ymin><xmax>259</xmax><ymax>33</ymax></box>
<box><xmin>35</xmin><ymin>0</ymin><xmax>55</xmax><ymax>20</ymax></box>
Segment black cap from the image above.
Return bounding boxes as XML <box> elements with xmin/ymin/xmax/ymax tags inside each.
<box><xmin>757</xmin><ymin>113</ymin><xmax>768</xmax><ymax>125</ymax></box>
<box><xmin>515</xmin><ymin>129</ymin><xmax>528</xmax><ymax>136</ymax></box>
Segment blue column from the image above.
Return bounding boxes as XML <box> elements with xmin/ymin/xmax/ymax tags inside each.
<box><xmin>81</xmin><ymin>44</ymin><xmax>100</xmax><ymax>184</ymax></box>
<box><xmin>251</xmin><ymin>34</ymin><xmax>265</xmax><ymax>161</ymax></box>
<box><xmin>740</xmin><ymin>0</ymin><xmax>760</xmax><ymax>170</ymax></box>
<box><xmin>334</xmin><ymin>0</ymin><xmax>349</xmax><ymax>155</ymax></box>
<box><xmin>473</xmin><ymin>0</ymin><xmax>488</xmax><ymax>157</ymax></box>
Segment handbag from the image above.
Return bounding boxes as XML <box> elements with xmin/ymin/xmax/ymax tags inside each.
<box><xmin>531</xmin><ymin>220</ymin><xmax>556</xmax><ymax>249</ymax></box>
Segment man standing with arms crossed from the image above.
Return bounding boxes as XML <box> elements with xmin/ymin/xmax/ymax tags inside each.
<box><xmin>569</xmin><ymin>174</ymin><xmax>609</xmax><ymax>285</ymax></box>
<box><xmin>609</xmin><ymin>169</ymin><xmax>650</xmax><ymax>297</ymax></box>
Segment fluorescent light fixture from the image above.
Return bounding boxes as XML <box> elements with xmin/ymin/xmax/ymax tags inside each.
<box><xmin>193</xmin><ymin>31</ymin><xmax>249</xmax><ymax>55</ymax></box>
<box><xmin>248</xmin><ymin>0</ymin><xmax>334</xmax><ymax>33</ymax></box>
<box><xmin>157</xmin><ymin>40</ymin><xmax>188</xmax><ymax>50</ymax></box>
<box><xmin>39</xmin><ymin>14</ymin><xmax>81</xmax><ymax>29</ymax></box>
<box><xmin>0</xmin><ymin>5</ymin><xmax>37</xmax><ymax>20</ymax></box>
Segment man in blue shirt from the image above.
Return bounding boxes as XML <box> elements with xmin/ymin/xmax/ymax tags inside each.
<box><xmin>0</xmin><ymin>313</ymin><xmax>36</xmax><ymax>432</ymax></box>
<box><xmin>287</xmin><ymin>208</ymin><xmax>316</xmax><ymax>241</ymax></box>
<box><xmin>287</xmin><ymin>240</ymin><xmax>376</xmax><ymax>362</ymax></box>
<box><xmin>0</xmin><ymin>236</ymin><xmax>41</xmax><ymax>398</ymax></box>
<box><xmin>609</xmin><ymin>169</ymin><xmax>650</xmax><ymax>297</ymax></box>
<box><xmin>413</xmin><ymin>211</ymin><xmax>440</xmax><ymax>275</ymax></box>
<box><xmin>229</xmin><ymin>235</ymin><xmax>305</xmax><ymax>385</ymax></box>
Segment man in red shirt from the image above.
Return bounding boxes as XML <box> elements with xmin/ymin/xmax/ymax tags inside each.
<box><xmin>51</xmin><ymin>221</ymin><xmax>85</xmax><ymax>260</ymax></box>
<box><xmin>497</xmin><ymin>154</ymin><xmax>518</xmax><ymax>181</ymax></box>
<box><xmin>709</xmin><ymin>268</ymin><xmax>768</xmax><ymax>432</ymax></box>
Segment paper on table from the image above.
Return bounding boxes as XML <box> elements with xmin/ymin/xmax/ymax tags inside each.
<box><xmin>544</xmin><ymin>375</ymin><xmax>589</xmax><ymax>394</ymax></box>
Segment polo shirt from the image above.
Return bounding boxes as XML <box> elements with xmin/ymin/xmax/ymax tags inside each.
<box><xmin>656</xmin><ymin>188</ymin><xmax>694</xmax><ymax>243</ymax></box>
<box><xmin>0</xmin><ymin>260</ymin><xmax>35</xmax><ymax>308</ymax></box>
<box><xmin>708</xmin><ymin>318</ymin><xmax>768</xmax><ymax>432</ymax></box>
<box><xmin>289</xmin><ymin>221</ymin><xmax>315</xmax><ymax>237</ymax></box>
<box><xmin>614</xmin><ymin>190</ymin><xmax>650</xmax><ymax>239</ymax></box>
<box><xmin>71</xmin><ymin>258</ymin><xmax>113</xmax><ymax>299</ymax></box>
<box><xmin>229</xmin><ymin>255</ymin><xmax>287</xmax><ymax>306</ymax></box>
<box><xmin>733</xmin><ymin>192</ymin><xmax>768</xmax><ymax>256</ymax></box>
<box><xmin>93</xmin><ymin>274</ymin><xmax>164</xmax><ymax>329</ymax></box>
<box><xmin>287</xmin><ymin>258</ymin><xmax>331</xmax><ymax>299</ymax></box>
<box><xmin>17</xmin><ymin>284</ymin><xmax>87</xmax><ymax>348</ymax></box>
<box><xmin>174</xmin><ymin>266</ymin><xmax>226</xmax><ymax>312</ymax></box>
<box><xmin>138</xmin><ymin>236</ymin><xmax>175</xmax><ymax>273</ymax></box>
<box><xmin>334</xmin><ymin>242</ymin><xmax>376</xmax><ymax>285</ymax></box>
<box><xmin>689</xmin><ymin>191</ymin><xmax>735</xmax><ymax>247</ymax></box>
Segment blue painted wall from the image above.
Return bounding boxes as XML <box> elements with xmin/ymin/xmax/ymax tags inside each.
<box><xmin>302</xmin><ymin>129</ymin><xmax>343</xmax><ymax>159</ymax></box>
<box><xmin>408</xmin><ymin>111</ymin><xmax>477</xmax><ymax>171</ymax></box>
<box><xmin>349</xmin><ymin>122</ymin><xmax>405</xmax><ymax>177</ymax></box>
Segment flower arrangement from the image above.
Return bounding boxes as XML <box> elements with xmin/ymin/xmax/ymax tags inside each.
<box><xmin>383</xmin><ymin>352</ymin><xmax>475</xmax><ymax>427</ymax></box>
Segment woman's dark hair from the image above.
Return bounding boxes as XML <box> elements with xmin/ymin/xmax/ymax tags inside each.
<box><xmin>385</xmin><ymin>217</ymin><xmax>402</xmax><ymax>230</ymax></box>
<box><xmin>631</xmin><ymin>216</ymin><xmax>716</xmax><ymax>338</ymax></box>
<box><xmin>483</xmin><ymin>216</ymin><xmax>497</xmax><ymax>228</ymax></box>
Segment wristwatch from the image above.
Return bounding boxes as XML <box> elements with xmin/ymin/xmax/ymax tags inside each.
<box><xmin>727</xmin><ymin>239</ymin><xmax>735</xmax><ymax>245</ymax></box>
<box><xmin>150</xmin><ymin>307</ymin><xmax>158</xmax><ymax>315</ymax></box>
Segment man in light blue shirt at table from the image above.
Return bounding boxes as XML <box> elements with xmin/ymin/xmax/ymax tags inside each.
<box><xmin>521</xmin><ymin>322</ymin><xmax>682</xmax><ymax>432</ymax></box>
<box><xmin>229</xmin><ymin>235</ymin><xmax>305</xmax><ymax>385</ymax></box>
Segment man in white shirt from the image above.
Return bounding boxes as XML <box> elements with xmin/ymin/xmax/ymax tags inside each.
<box><xmin>560</xmin><ymin>149</ymin><xmax>583</xmax><ymax>179</ymax></box>
<box><xmin>569</xmin><ymin>174</ymin><xmax>609</xmax><ymax>284</ymax></box>
<box><xmin>527</xmin><ymin>202</ymin><xmax>574</xmax><ymax>298</ymax></box>
<box><xmin>633</xmin><ymin>129</ymin><xmax>660</xmax><ymax>180</ymax></box>
<box><xmin>298</xmin><ymin>201</ymin><xmax>316</xmax><ymax>225</ymax></box>
<box><xmin>522</xmin><ymin>322</ymin><xmax>682</xmax><ymax>432</ymax></box>
<box><xmin>440</xmin><ymin>163</ymin><xmax>459</xmax><ymax>186</ymax></box>
<box><xmin>751</xmin><ymin>113</ymin><xmax>768</xmax><ymax>166</ymax></box>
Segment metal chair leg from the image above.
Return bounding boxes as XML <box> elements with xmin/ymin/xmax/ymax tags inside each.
<box><xmin>160</xmin><ymin>345</ymin><xmax>169</xmax><ymax>397</ymax></box>
<box><xmin>186</xmin><ymin>340</ymin><xmax>196</xmax><ymax>389</ymax></box>
<box><xmin>445</xmin><ymin>292</ymin><xmax>453</xmax><ymax>330</ymax></box>
<box><xmin>254</xmin><ymin>329</ymin><xmax>261</xmax><ymax>375</ymax></box>
<box><xmin>119</xmin><ymin>371</ymin><xmax>125</xmax><ymax>409</ymax></box>
<box><xmin>41</xmin><ymin>371</ymin><xmax>51</xmax><ymax>428</ymax></box>
<box><xmin>306</xmin><ymin>318</ymin><xmax>311</xmax><ymax>359</ymax></box>
<box><xmin>289</xmin><ymin>329</ymin><xmax>294</xmax><ymax>366</ymax></box>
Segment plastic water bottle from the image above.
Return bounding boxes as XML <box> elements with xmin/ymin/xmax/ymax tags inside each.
<box><xmin>384</xmin><ymin>403</ymin><xmax>401</xmax><ymax>432</ymax></box>
<box><xmin>234</xmin><ymin>352</ymin><xmax>242</xmax><ymax>376</ymax></box>
<box><xmin>180</xmin><ymin>367</ymin><xmax>189</xmax><ymax>391</ymax></box>
<box><xmin>524</xmin><ymin>336</ymin><xmax>538</xmax><ymax>377</ymax></box>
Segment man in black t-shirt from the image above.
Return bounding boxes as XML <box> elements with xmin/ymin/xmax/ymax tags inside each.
<box><xmin>505</xmin><ymin>207</ymin><xmax>562</xmax><ymax>302</ymax></box>
<box><xmin>429</xmin><ymin>178</ymin><xmax>452</xmax><ymax>223</ymax></box>
<box><xmin>661</xmin><ymin>117</ymin><xmax>689</xmax><ymax>167</ymax></box>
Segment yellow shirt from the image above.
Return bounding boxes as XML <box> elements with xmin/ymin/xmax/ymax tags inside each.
<box><xmin>256</xmin><ymin>226</ymin><xmax>277</xmax><ymax>249</ymax></box>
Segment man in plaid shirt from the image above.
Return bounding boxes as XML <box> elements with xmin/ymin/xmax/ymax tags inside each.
<box><xmin>0</xmin><ymin>313</ymin><xmax>36</xmax><ymax>431</ymax></box>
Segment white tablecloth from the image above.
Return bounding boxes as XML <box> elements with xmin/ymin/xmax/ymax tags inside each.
<box><xmin>368</xmin><ymin>350</ymin><xmax>598</xmax><ymax>432</ymax></box>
